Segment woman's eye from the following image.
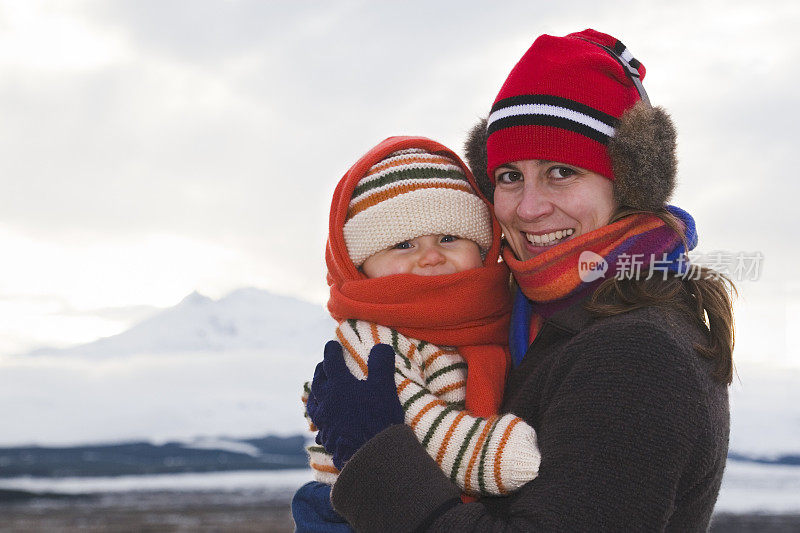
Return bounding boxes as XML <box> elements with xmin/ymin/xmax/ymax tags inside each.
<box><xmin>392</xmin><ymin>241</ymin><xmax>412</xmax><ymax>250</ymax></box>
<box><xmin>548</xmin><ymin>166</ymin><xmax>577</xmax><ymax>180</ymax></box>
<box><xmin>495</xmin><ymin>170</ymin><xmax>522</xmax><ymax>184</ymax></box>
<box><xmin>440</xmin><ymin>235</ymin><xmax>458</xmax><ymax>243</ymax></box>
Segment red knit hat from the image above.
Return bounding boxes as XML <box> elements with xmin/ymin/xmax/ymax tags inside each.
<box><xmin>486</xmin><ymin>29</ymin><xmax>647</xmax><ymax>182</ymax></box>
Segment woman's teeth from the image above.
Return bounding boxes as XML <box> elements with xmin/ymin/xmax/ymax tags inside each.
<box><xmin>525</xmin><ymin>228</ymin><xmax>575</xmax><ymax>246</ymax></box>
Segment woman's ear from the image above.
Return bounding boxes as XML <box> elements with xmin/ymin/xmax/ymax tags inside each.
<box><xmin>464</xmin><ymin>116</ymin><xmax>493</xmax><ymax>201</ymax></box>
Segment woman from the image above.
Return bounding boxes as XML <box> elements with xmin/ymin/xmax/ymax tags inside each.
<box><xmin>309</xmin><ymin>29</ymin><xmax>734</xmax><ymax>531</ymax></box>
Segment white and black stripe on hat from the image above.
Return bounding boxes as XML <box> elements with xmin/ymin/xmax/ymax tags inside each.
<box><xmin>487</xmin><ymin>95</ymin><xmax>620</xmax><ymax>145</ymax></box>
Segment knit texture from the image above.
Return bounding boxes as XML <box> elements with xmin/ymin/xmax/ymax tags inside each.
<box><xmin>466</xmin><ymin>29</ymin><xmax>677</xmax><ymax>211</ymax></box>
<box><xmin>331</xmin><ymin>303</ymin><xmax>729</xmax><ymax>532</ymax></box>
<box><xmin>343</xmin><ymin>148</ymin><xmax>492</xmax><ymax>266</ymax></box>
<box><xmin>309</xmin><ymin>135</ymin><xmax>530</xmax><ymax>501</ymax></box>
<box><xmin>327</xmin><ymin>136</ymin><xmax>513</xmax><ymax>417</ymax></box>
<box><xmin>302</xmin><ymin>319</ymin><xmax>540</xmax><ymax>495</ymax></box>
<box><xmin>308</xmin><ymin>341</ymin><xmax>404</xmax><ymax>470</ymax></box>
<box><xmin>486</xmin><ymin>29</ymin><xmax>646</xmax><ymax>181</ymax></box>
<box><xmin>507</xmin><ymin>206</ymin><xmax>696</xmax><ymax>364</ymax></box>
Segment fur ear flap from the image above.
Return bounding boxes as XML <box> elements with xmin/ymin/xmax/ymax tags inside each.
<box><xmin>464</xmin><ymin>117</ymin><xmax>493</xmax><ymax>200</ymax></box>
<box><xmin>608</xmin><ymin>101</ymin><xmax>677</xmax><ymax>211</ymax></box>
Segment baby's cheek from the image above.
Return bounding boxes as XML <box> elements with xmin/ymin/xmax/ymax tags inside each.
<box><xmin>387</xmin><ymin>262</ymin><xmax>414</xmax><ymax>276</ymax></box>
<box><xmin>458</xmin><ymin>243</ymin><xmax>484</xmax><ymax>270</ymax></box>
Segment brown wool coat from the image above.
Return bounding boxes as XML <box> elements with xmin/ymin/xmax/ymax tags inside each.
<box><xmin>331</xmin><ymin>298</ymin><xmax>730</xmax><ymax>532</ymax></box>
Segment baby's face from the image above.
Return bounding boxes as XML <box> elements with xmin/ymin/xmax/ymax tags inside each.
<box><xmin>361</xmin><ymin>234</ymin><xmax>483</xmax><ymax>279</ymax></box>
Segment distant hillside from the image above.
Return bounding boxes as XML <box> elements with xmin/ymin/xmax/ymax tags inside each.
<box><xmin>0</xmin><ymin>434</ymin><xmax>308</xmax><ymax>478</ymax></box>
<box><xmin>28</xmin><ymin>288</ymin><xmax>335</xmax><ymax>356</ymax></box>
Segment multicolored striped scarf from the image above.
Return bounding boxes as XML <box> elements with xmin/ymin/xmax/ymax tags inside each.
<box><xmin>505</xmin><ymin>205</ymin><xmax>697</xmax><ymax>366</ymax></box>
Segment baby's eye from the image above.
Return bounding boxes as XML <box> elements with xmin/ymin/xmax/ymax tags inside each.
<box><xmin>547</xmin><ymin>166</ymin><xmax>577</xmax><ymax>180</ymax></box>
<box><xmin>392</xmin><ymin>241</ymin><xmax>412</xmax><ymax>250</ymax></box>
<box><xmin>440</xmin><ymin>235</ymin><xmax>458</xmax><ymax>243</ymax></box>
<box><xmin>495</xmin><ymin>170</ymin><xmax>523</xmax><ymax>184</ymax></box>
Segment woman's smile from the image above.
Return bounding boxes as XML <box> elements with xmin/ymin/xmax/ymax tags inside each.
<box><xmin>522</xmin><ymin>228</ymin><xmax>575</xmax><ymax>247</ymax></box>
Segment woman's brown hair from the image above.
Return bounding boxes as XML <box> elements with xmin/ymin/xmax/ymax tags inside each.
<box><xmin>585</xmin><ymin>207</ymin><xmax>736</xmax><ymax>385</ymax></box>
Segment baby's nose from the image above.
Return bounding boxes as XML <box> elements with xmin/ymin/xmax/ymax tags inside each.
<box><xmin>418</xmin><ymin>245</ymin><xmax>446</xmax><ymax>266</ymax></box>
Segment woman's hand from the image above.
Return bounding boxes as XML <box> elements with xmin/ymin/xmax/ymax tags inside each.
<box><xmin>306</xmin><ymin>340</ymin><xmax>404</xmax><ymax>470</ymax></box>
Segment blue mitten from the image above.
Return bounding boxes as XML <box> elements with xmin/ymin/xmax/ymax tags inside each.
<box><xmin>307</xmin><ymin>340</ymin><xmax>404</xmax><ymax>470</ymax></box>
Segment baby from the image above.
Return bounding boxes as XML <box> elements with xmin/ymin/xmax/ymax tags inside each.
<box><xmin>292</xmin><ymin>136</ymin><xmax>541</xmax><ymax>531</ymax></box>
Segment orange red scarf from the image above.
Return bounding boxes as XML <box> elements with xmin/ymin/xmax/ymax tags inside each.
<box><xmin>326</xmin><ymin>136</ymin><xmax>512</xmax><ymax>417</ymax></box>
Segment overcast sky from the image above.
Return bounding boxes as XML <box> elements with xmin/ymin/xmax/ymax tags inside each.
<box><xmin>0</xmin><ymin>0</ymin><xmax>798</xmax><ymax>359</ymax></box>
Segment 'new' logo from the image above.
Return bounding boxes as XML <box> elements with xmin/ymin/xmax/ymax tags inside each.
<box><xmin>578</xmin><ymin>251</ymin><xmax>608</xmax><ymax>282</ymax></box>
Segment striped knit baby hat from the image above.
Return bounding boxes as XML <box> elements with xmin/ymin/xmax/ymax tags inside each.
<box><xmin>343</xmin><ymin>148</ymin><xmax>493</xmax><ymax>267</ymax></box>
<box><xmin>469</xmin><ymin>29</ymin><xmax>676</xmax><ymax>211</ymax></box>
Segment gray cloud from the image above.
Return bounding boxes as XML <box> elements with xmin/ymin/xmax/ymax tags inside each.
<box><xmin>0</xmin><ymin>0</ymin><xmax>797</xmax><ymax>300</ymax></box>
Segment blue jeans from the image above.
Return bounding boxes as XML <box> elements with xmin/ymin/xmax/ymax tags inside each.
<box><xmin>291</xmin><ymin>481</ymin><xmax>354</xmax><ymax>533</ymax></box>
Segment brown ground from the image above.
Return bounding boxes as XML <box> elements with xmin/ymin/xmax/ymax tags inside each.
<box><xmin>0</xmin><ymin>492</ymin><xmax>295</xmax><ymax>532</ymax></box>
<box><xmin>2</xmin><ymin>492</ymin><xmax>799</xmax><ymax>532</ymax></box>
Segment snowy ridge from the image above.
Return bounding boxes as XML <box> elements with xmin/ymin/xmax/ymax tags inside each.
<box><xmin>28</xmin><ymin>288</ymin><xmax>336</xmax><ymax>357</ymax></box>
<box><xmin>2</xmin><ymin>287</ymin><xmax>337</xmax><ymax>447</ymax></box>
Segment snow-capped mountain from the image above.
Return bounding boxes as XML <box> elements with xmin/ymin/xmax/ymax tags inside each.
<box><xmin>28</xmin><ymin>288</ymin><xmax>336</xmax><ymax>357</ymax></box>
<box><xmin>3</xmin><ymin>288</ymin><xmax>336</xmax><ymax>446</ymax></box>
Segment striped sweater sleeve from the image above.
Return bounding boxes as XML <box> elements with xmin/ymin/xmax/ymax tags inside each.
<box><xmin>300</xmin><ymin>380</ymin><xmax>340</xmax><ymax>484</ymax></box>
<box><xmin>342</xmin><ymin>320</ymin><xmax>541</xmax><ymax>496</ymax></box>
<box><xmin>300</xmin><ymin>319</ymin><xmax>541</xmax><ymax>494</ymax></box>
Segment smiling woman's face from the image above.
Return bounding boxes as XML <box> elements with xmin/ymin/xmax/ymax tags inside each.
<box><xmin>493</xmin><ymin>159</ymin><xmax>617</xmax><ymax>261</ymax></box>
